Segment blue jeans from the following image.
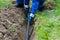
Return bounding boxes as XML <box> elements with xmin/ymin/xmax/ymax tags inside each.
<box><xmin>16</xmin><ymin>0</ymin><xmax>29</xmax><ymax>5</ymax></box>
<box><xmin>16</xmin><ymin>0</ymin><xmax>46</xmax><ymax>14</ymax></box>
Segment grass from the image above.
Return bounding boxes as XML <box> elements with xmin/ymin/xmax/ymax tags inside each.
<box><xmin>0</xmin><ymin>0</ymin><xmax>11</xmax><ymax>9</ymax></box>
<box><xmin>35</xmin><ymin>0</ymin><xmax>60</xmax><ymax>40</ymax></box>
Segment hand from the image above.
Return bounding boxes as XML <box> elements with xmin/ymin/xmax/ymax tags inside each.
<box><xmin>28</xmin><ymin>13</ymin><xmax>34</xmax><ymax>21</ymax></box>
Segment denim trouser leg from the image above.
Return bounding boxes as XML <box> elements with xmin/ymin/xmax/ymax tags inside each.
<box><xmin>16</xmin><ymin>0</ymin><xmax>24</xmax><ymax>4</ymax></box>
<box><xmin>38</xmin><ymin>0</ymin><xmax>46</xmax><ymax>10</ymax></box>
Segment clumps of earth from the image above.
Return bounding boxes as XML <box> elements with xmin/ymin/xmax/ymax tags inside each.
<box><xmin>0</xmin><ymin>6</ymin><xmax>27</xmax><ymax>40</ymax></box>
<box><xmin>0</xmin><ymin>5</ymin><xmax>35</xmax><ymax>40</ymax></box>
<box><xmin>44</xmin><ymin>2</ymin><xmax>56</xmax><ymax>10</ymax></box>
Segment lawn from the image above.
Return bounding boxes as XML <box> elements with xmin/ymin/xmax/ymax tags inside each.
<box><xmin>0</xmin><ymin>0</ymin><xmax>11</xmax><ymax>9</ymax></box>
<box><xmin>35</xmin><ymin>0</ymin><xmax>60</xmax><ymax>40</ymax></box>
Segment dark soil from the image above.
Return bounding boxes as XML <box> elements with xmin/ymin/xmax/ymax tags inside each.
<box><xmin>44</xmin><ymin>2</ymin><xmax>56</xmax><ymax>10</ymax></box>
<box><xmin>0</xmin><ymin>4</ymin><xmax>35</xmax><ymax>40</ymax></box>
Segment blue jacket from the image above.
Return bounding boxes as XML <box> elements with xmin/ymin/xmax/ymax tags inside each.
<box><xmin>16</xmin><ymin>0</ymin><xmax>46</xmax><ymax>15</ymax></box>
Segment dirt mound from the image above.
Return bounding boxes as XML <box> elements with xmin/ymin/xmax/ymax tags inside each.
<box><xmin>0</xmin><ymin>6</ymin><xmax>35</xmax><ymax>40</ymax></box>
<box><xmin>44</xmin><ymin>2</ymin><xmax>56</xmax><ymax>10</ymax></box>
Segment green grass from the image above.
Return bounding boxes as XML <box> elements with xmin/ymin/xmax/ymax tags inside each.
<box><xmin>35</xmin><ymin>0</ymin><xmax>60</xmax><ymax>40</ymax></box>
<box><xmin>0</xmin><ymin>0</ymin><xmax>11</xmax><ymax>9</ymax></box>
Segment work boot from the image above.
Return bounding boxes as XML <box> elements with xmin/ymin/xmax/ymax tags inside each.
<box><xmin>16</xmin><ymin>4</ymin><xmax>24</xmax><ymax>8</ymax></box>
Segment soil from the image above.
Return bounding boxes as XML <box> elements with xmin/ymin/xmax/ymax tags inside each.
<box><xmin>44</xmin><ymin>2</ymin><xmax>56</xmax><ymax>10</ymax></box>
<box><xmin>0</xmin><ymin>0</ymin><xmax>55</xmax><ymax>40</ymax></box>
<box><xmin>0</xmin><ymin>2</ymin><xmax>35</xmax><ymax>40</ymax></box>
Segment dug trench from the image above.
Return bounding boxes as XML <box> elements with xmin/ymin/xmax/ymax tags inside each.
<box><xmin>0</xmin><ymin>0</ymin><xmax>56</xmax><ymax>40</ymax></box>
<box><xmin>0</xmin><ymin>6</ymin><xmax>35</xmax><ymax>40</ymax></box>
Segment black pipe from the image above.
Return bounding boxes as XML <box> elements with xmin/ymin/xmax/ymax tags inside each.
<box><xmin>26</xmin><ymin>20</ymin><xmax>30</xmax><ymax>40</ymax></box>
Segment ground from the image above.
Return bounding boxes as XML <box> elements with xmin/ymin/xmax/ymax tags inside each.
<box><xmin>0</xmin><ymin>4</ymin><xmax>35</xmax><ymax>40</ymax></box>
<box><xmin>35</xmin><ymin>0</ymin><xmax>60</xmax><ymax>40</ymax></box>
<box><xmin>0</xmin><ymin>0</ymin><xmax>60</xmax><ymax>40</ymax></box>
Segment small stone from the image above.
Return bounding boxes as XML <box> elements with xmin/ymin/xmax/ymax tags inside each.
<box><xmin>0</xmin><ymin>25</ymin><xmax>7</xmax><ymax>33</ymax></box>
<box><xmin>0</xmin><ymin>33</ymin><xmax>3</xmax><ymax>38</ymax></box>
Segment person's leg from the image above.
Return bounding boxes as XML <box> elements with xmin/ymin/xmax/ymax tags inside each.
<box><xmin>27</xmin><ymin>0</ymin><xmax>39</xmax><ymax>25</ymax></box>
<box><xmin>31</xmin><ymin>0</ymin><xmax>39</xmax><ymax>14</ymax></box>
<box><xmin>16</xmin><ymin>0</ymin><xmax>24</xmax><ymax>8</ymax></box>
<box><xmin>24</xmin><ymin>0</ymin><xmax>30</xmax><ymax>15</ymax></box>
<box><xmin>24</xmin><ymin>0</ymin><xmax>30</xmax><ymax>9</ymax></box>
<box><xmin>38</xmin><ymin>0</ymin><xmax>46</xmax><ymax>11</ymax></box>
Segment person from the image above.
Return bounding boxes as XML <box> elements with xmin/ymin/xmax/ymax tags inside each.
<box><xmin>16</xmin><ymin>0</ymin><xmax>46</xmax><ymax>21</ymax></box>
